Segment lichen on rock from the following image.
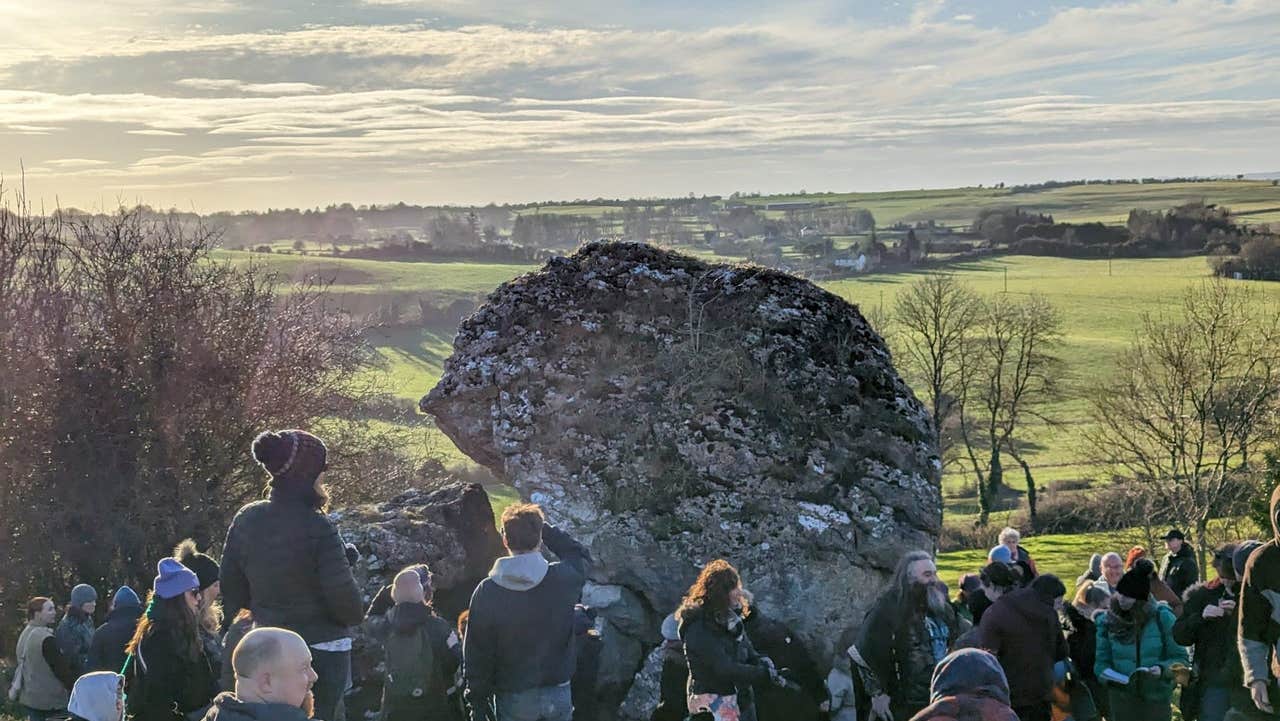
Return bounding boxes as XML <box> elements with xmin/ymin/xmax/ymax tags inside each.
<box><xmin>421</xmin><ymin>241</ymin><xmax>941</xmax><ymax>717</ymax></box>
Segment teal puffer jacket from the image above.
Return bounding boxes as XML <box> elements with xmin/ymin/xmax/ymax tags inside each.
<box><xmin>1094</xmin><ymin>602</ymin><xmax>1188</xmax><ymax>702</ymax></box>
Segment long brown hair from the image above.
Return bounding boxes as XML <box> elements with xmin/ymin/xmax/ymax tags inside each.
<box><xmin>125</xmin><ymin>591</ymin><xmax>202</xmax><ymax>662</ymax></box>
<box><xmin>676</xmin><ymin>559</ymin><xmax>742</xmax><ymax>623</ymax></box>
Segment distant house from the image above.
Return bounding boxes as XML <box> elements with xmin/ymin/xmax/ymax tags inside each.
<box><xmin>833</xmin><ymin>254</ymin><xmax>867</xmax><ymax>271</ymax></box>
<box><xmin>800</xmin><ymin>226</ymin><xmax>820</xmax><ymax>238</ymax></box>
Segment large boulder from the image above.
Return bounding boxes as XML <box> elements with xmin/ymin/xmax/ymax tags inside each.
<box><xmin>421</xmin><ymin>242</ymin><xmax>941</xmax><ymax>718</ymax></box>
<box><xmin>333</xmin><ymin>481</ymin><xmax>505</xmax><ymax>715</ymax></box>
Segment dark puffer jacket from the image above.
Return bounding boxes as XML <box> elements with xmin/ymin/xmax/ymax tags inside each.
<box><xmin>1160</xmin><ymin>544</ymin><xmax>1199</xmax><ymax>598</ymax></box>
<box><xmin>200</xmin><ymin>692</ymin><xmax>310</xmax><ymax>721</ymax></box>
<box><xmin>220</xmin><ymin>491</ymin><xmax>363</xmax><ymax>645</ymax></box>
<box><xmin>971</xmin><ymin>588</ymin><xmax>1067</xmax><ymax>708</ymax></box>
<box><xmin>89</xmin><ymin>604</ymin><xmax>143</xmax><ymax>673</ymax></box>
<box><xmin>678</xmin><ymin>606</ymin><xmax>772</xmax><ymax>697</ymax></box>
<box><xmin>1060</xmin><ymin>604</ymin><xmax>1098</xmax><ymax>683</ymax></box>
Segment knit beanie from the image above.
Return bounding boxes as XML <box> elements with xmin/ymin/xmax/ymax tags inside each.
<box><xmin>68</xmin><ymin>672</ymin><xmax>123</xmax><ymax>721</ymax></box>
<box><xmin>1030</xmin><ymin>574</ymin><xmax>1067</xmax><ymax>604</ymax></box>
<box><xmin>1116</xmin><ymin>563</ymin><xmax>1153</xmax><ymax>601</ymax></box>
<box><xmin>173</xmin><ymin>539</ymin><xmax>220</xmax><ymax>592</ymax></box>
<box><xmin>153</xmin><ymin>558</ymin><xmax>199</xmax><ymax>600</ymax></box>
<box><xmin>71</xmin><ymin>584</ymin><xmax>97</xmax><ymax>608</ymax></box>
<box><xmin>112</xmin><ymin>586</ymin><xmax>141</xmax><ymax>609</ymax></box>
<box><xmin>1235</xmin><ymin>540</ymin><xmax>1264</xmax><ymax>580</ymax></box>
<box><xmin>988</xmin><ymin>545</ymin><xmax>1013</xmax><ymax>564</ymax></box>
<box><xmin>252</xmin><ymin>429</ymin><xmax>328</xmax><ymax>492</ymax></box>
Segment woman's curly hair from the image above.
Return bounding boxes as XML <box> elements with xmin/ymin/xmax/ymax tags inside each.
<box><xmin>676</xmin><ymin>559</ymin><xmax>743</xmax><ymax>622</ymax></box>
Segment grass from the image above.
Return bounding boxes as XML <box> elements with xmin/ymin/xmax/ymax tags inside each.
<box><xmin>936</xmin><ymin>529</ymin><xmax>1122</xmax><ymax>586</ymax></box>
<box><xmin>262</xmin><ymin>251</ymin><xmax>1279</xmax><ymax>530</ymax></box>
<box><xmin>937</xmin><ymin>518</ymin><xmax>1257</xmax><ymax>587</ymax></box>
<box><xmin>739</xmin><ymin>180</ymin><xmax>1280</xmax><ymax>227</ymax></box>
<box><xmin>214</xmin><ymin>180</ymin><xmax>1280</xmax><ymax>536</ymax></box>
<box><xmin>216</xmin><ymin>248</ymin><xmax>535</xmax><ymax>297</ymax></box>
<box><xmin>287</xmin><ymin>253</ymin><xmax>1280</xmax><ymax>523</ymax></box>
<box><xmin>826</xmin><ymin>256</ymin><xmax>1280</xmax><ymax>496</ymax></box>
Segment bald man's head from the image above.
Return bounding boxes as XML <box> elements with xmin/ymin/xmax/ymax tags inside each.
<box><xmin>233</xmin><ymin>628</ymin><xmax>317</xmax><ymax>710</ymax></box>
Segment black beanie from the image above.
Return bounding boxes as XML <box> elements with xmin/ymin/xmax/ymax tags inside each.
<box><xmin>1116</xmin><ymin>563</ymin><xmax>1153</xmax><ymax>601</ymax></box>
<box><xmin>253</xmin><ymin>429</ymin><xmax>328</xmax><ymax>491</ymax></box>
<box><xmin>174</xmin><ymin>539</ymin><xmax>220</xmax><ymax>591</ymax></box>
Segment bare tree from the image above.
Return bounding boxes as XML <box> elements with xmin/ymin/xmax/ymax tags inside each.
<box><xmin>893</xmin><ymin>274</ymin><xmax>980</xmax><ymax>465</ymax></box>
<box><xmin>1085</xmin><ymin>280</ymin><xmax>1280</xmax><ymax>568</ymax></box>
<box><xmin>956</xmin><ymin>293</ymin><xmax>1065</xmax><ymax>526</ymax></box>
<box><xmin>0</xmin><ymin>197</ymin><xmax>381</xmax><ymax>634</ymax></box>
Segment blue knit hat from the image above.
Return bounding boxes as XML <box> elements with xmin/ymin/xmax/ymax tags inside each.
<box><xmin>988</xmin><ymin>545</ymin><xmax>1013</xmax><ymax>564</ymax></box>
<box><xmin>153</xmin><ymin>559</ymin><xmax>199</xmax><ymax>600</ymax></box>
<box><xmin>112</xmin><ymin>586</ymin><xmax>141</xmax><ymax>609</ymax></box>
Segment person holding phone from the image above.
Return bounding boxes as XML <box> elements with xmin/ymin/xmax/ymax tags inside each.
<box><xmin>1173</xmin><ymin>544</ymin><xmax>1245</xmax><ymax>721</ymax></box>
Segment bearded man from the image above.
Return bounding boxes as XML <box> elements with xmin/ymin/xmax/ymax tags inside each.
<box><xmin>852</xmin><ymin>551</ymin><xmax>967</xmax><ymax>721</ymax></box>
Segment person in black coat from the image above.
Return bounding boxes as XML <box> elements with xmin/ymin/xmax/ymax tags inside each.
<box><xmin>650</xmin><ymin>614</ymin><xmax>687</xmax><ymax>721</ymax></box>
<box><xmin>1061</xmin><ymin>583</ymin><xmax>1110</xmax><ymax>721</ymax></box>
<box><xmin>124</xmin><ymin>560</ymin><xmax>218</xmax><ymax>721</ymax></box>
<box><xmin>463</xmin><ymin>503</ymin><xmax>590</xmax><ymax>721</ymax></box>
<box><xmin>676</xmin><ymin>560</ymin><xmax>788</xmax><ymax>721</ymax></box>
<box><xmin>89</xmin><ymin>587</ymin><xmax>144</xmax><ymax>674</ymax></box>
<box><xmin>1172</xmin><ymin>544</ymin><xmax>1245</xmax><ymax>721</ymax></box>
<box><xmin>742</xmin><ymin>604</ymin><xmax>823</xmax><ymax>721</ymax></box>
<box><xmin>221</xmin><ymin>430</ymin><xmax>364</xmax><ymax>721</ymax></box>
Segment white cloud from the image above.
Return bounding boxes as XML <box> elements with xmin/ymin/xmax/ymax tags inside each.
<box><xmin>0</xmin><ymin>0</ymin><xmax>1277</xmax><ymax>209</ymax></box>
<box><xmin>176</xmin><ymin>78</ymin><xmax>325</xmax><ymax>94</ymax></box>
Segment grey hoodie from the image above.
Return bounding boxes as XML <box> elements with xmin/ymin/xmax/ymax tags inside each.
<box><xmin>489</xmin><ymin>552</ymin><xmax>549</xmax><ymax>591</ymax></box>
<box><xmin>69</xmin><ymin>672</ymin><xmax>122</xmax><ymax>721</ymax></box>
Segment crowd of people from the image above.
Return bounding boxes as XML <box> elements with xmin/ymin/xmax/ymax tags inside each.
<box><xmin>10</xmin><ymin>427</ymin><xmax>1280</xmax><ymax>721</ymax></box>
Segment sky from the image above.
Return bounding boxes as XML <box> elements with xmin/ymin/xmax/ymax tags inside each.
<box><xmin>1</xmin><ymin>0</ymin><xmax>1278</xmax><ymax>211</ymax></box>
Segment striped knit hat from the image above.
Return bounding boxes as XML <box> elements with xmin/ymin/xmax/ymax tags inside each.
<box><xmin>252</xmin><ymin>429</ymin><xmax>328</xmax><ymax>492</ymax></box>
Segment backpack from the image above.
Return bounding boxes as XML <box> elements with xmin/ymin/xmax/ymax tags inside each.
<box><xmin>383</xmin><ymin>616</ymin><xmax>436</xmax><ymax>700</ymax></box>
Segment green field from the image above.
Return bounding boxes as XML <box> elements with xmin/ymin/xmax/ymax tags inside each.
<box><xmin>829</xmin><ymin>256</ymin><xmax>1280</xmax><ymax>499</ymax></box>
<box><xmin>740</xmin><ymin>180</ymin><xmax>1280</xmax><ymax>227</ymax></box>
<box><xmin>221</xmin><ymin>180</ymin><xmax>1280</xmax><ymax>548</ymax></box>
<box><xmin>478</xmin><ymin>180</ymin><xmax>1280</xmax><ymax>228</ymax></box>
<box><xmin>233</xmin><ymin>254</ymin><xmax>1280</xmax><ymax>525</ymax></box>
<box><xmin>214</xmin><ymin>249</ymin><xmax>534</xmax><ymax>298</ymax></box>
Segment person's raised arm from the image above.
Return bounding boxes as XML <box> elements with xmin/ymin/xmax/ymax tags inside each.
<box><xmin>541</xmin><ymin>524</ymin><xmax>591</xmax><ymax>583</ymax></box>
